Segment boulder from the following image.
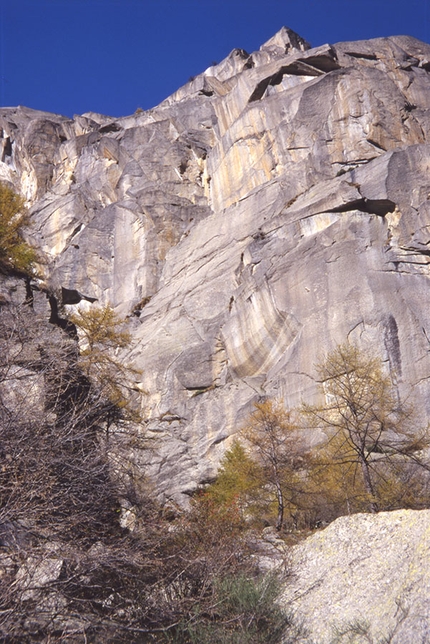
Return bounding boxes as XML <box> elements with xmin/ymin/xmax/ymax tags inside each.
<box><xmin>282</xmin><ymin>509</ymin><xmax>430</xmax><ymax>643</ymax></box>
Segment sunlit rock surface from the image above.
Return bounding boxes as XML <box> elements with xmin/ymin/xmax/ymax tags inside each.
<box><xmin>282</xmin><ymin>509</ymin><xmax>430</xmax><ymax>643</ymax></box>
<box><xmin>1</xmin><ymin>27</ymin><xmax>430</xmax><ymax>502</ymax></box>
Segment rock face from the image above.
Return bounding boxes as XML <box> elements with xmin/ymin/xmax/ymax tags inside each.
<box><xmin>1</xmin><ymin>27</ymin><xmax>430</xmax><ymax>502</ymax></box>
<box><xmin>282</xmin><ymin>509</ymin><xmax>430</xmax><ymax>643</ymax></box>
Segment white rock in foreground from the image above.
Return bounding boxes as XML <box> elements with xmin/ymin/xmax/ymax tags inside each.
<box><xmin>282</xmin><ymin>509</ymin><xmax>430</xmax><ymax>643</ymax></box>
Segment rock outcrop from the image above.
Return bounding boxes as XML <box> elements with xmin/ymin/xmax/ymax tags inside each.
<box><xmin>282</xmin><ymin>509</ymin><xmax>430</xmax><ymax>643</ymax></box>
<box><xmin>1</xmin><ymin>27</ymin><xmax>430</xmax><ymax>502</ymax></box>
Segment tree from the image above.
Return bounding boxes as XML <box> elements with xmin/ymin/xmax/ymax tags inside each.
<box><xmin>241</xmin><ymin>401</ymin><xmax>307</xmax><ymax>531</ymax></box>
<box><xmin>205</xmin><ymin>440</ymin><xmax>263</xmax><ymax>512</ymax></box>
<box><xmin>0</xmin><ymin>183</ymin><xmax>37</xmax><ymax>275</ymax></box>
<box><xmin>307</xmin><ymin>343</ymin><xmax>430</xmax><ymax>514</ymax></box>
<box><xmin>69</xmin><ymin>303</ymin><xmax>143</xmax><ymax>423</ymax></box>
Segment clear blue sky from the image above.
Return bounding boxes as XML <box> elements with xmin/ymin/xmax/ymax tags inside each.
<box><xmin>1</xmin><ymin>0</ymin><xmax>429</xmax><ymax>119</ymax></box>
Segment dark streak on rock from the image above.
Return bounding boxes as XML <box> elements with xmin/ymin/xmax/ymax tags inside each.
<box><xmin>384</xmin><ymin>314</ymin><xmax>402</xmax><ymax>378</ymax></box>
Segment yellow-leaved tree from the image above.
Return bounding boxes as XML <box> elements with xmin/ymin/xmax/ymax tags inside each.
<box><xmin>306</xmin><ymin>343</ymin><xmax>430</xmax><ymax>515</ymax></box>
<box><xmin>0</xmin><ymin>183</ymin><xmax>37</xmax><ymax>275</ymax></box>
<box><xmin>70</xmin><ymin>304</ymin><xmax>142</xmax><ymax>422</ymax></box>
<box><xmin>205</xmin><ymin>402</ymin><xmax>312</xmax><ymax>531</ymax></box>
<box><xmin>240</xmin><ymin>400</ymin><xmax>308</xmax><ymax>531</ymax></box>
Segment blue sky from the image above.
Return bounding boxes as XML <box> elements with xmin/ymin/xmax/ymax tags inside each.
<box><xmin>1</xmin><ymin>0</ymin><xmax>429</xmax><ymax>118</ymax></box>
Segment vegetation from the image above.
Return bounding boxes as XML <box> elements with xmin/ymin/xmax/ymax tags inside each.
<box><xmin>0</xmin><ymin>252</ymin><xmax>428</xmax><ymax>641</ymax></box>
<box><xmin>173</xmin><ymin>572</ymin><xmax>294</xmax><ymax>644</ymax></box>
<box><xmin>306</xmin><ymin>343</ymin><xmax>430</xmax><ymax>517</ymax></box>
<box><xmin>164</xmin><ymin>492</ymin><xmax>292</xmax><ymax>644</ymax></box>
<box><xmin>205</xmin><ymin>440</ymin><xmax>262</xmax><ymax>512</ymax></box>
<box><xmin>70</xmin><ymin>303</ymin><xmax>141</xmax><ymax>415</ymax></box>
<box><xmin>0</xmin><ymin>183</ymin><xmax>37</xmax><ymax>274</ymax></box>
<box><xmin>206</xmin><ymin>343</ymin><xmax>430</xmax><ymax>532</ymax></box>
<box><xmin>0</xmin><ymin>302</ymin><xmax>290</xmax><ymax>642</ymax></box>
<box><xmin>240</xmin><ymin>401</ymin><xmax>307</xmax><ymax>531</ymax></box>
<box><xmin>206</xmin><ymin>410</ymin><xmax>312</xmax><ymax>533</ymax></box>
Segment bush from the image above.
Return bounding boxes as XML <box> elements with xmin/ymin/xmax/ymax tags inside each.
<box><xmin>173</xmin><ymin>573</ymin><xmax>291</xmax><ymax>644</ymax></box>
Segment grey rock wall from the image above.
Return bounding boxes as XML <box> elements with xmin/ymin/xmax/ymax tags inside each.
<box><xmin>1</xmin><ymin>27</ymin><xmax>430</xmax><ymax>502</ymax></box>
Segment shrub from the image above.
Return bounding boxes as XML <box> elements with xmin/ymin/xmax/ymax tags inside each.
<box><xmin>173</xmin><ymin>572</ymin><xmax>292</xmax><ymax>644</ymax></box>
<box><xmin>0</xmin><ymin>303</ymin><xmax>292</xmax><ymax>642</ymax></box>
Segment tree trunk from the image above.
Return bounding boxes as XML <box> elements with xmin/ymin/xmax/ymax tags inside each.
<box><xmin>359</xmin><ymin>454</ymin><xmax>378</xmax><ymax>513</ymax></box>
<box><xmin>275</xmin><ymin>478</ymin><xmax>284</xmax><ymax>531</ymax></box>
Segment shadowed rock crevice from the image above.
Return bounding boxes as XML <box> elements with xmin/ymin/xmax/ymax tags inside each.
<box><xmin>61</xmin><ymin>286</ymin><xmax>97</xmax><ymax>305</ymax></box>
<box><xmin>248</xmin><ymin>48</ymin><xmax>340</xmax><ymax>103</ymax></box>
<box><xmin>48</xmin><ymin>293</ymin><xmax>78</xmax><ymax>339</ymax></box>
<box><xmin>345</xmin><ymin>51</ymin><xmax>379</xmax><ymax>61</ymax></box>
<box><xmin>325</xmin><ymin>198</ymin><xmax>397</xmax><ymax>216</ymax></box>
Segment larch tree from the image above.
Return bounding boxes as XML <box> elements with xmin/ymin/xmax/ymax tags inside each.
<box><xmin>241</xmin><ymin>400</ymin><xmax>307</xmax><ymax>531</ymax></box>
<box><xmin>307</xmin><ymin>343</ymin><xmax>430</xmax><ymax>514</ymax></box>
<box><xmin>0</xmin><ymin>183</ymin><xmax>38</xmax><ymax>275</ymax></box>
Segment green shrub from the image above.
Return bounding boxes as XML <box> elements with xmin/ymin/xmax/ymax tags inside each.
<box><xmin>172</xmin><ymin>572</ymin><xmax>292</xmax><ymax>644</ymax></box>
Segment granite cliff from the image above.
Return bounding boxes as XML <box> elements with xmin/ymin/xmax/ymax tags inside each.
<box><xmin>1</xmin><ymin>27</ymin><xmax>430</xmax><ymax>503</ymax></box>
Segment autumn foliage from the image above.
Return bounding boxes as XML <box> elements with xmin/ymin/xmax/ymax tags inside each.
<box><xmin>0</xmin><ymin>302</ymin><xmax>291</xmax><ymax>642</ymax></box>
<box><xmin>206</xmin><ymin>344</ymin><xmax>430</xmax><ymax>532</ymax></box>
<box><xmin>0</xmin><ymin>183</ymin><xmax>37</xmax><ymax>274</ymax></box>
